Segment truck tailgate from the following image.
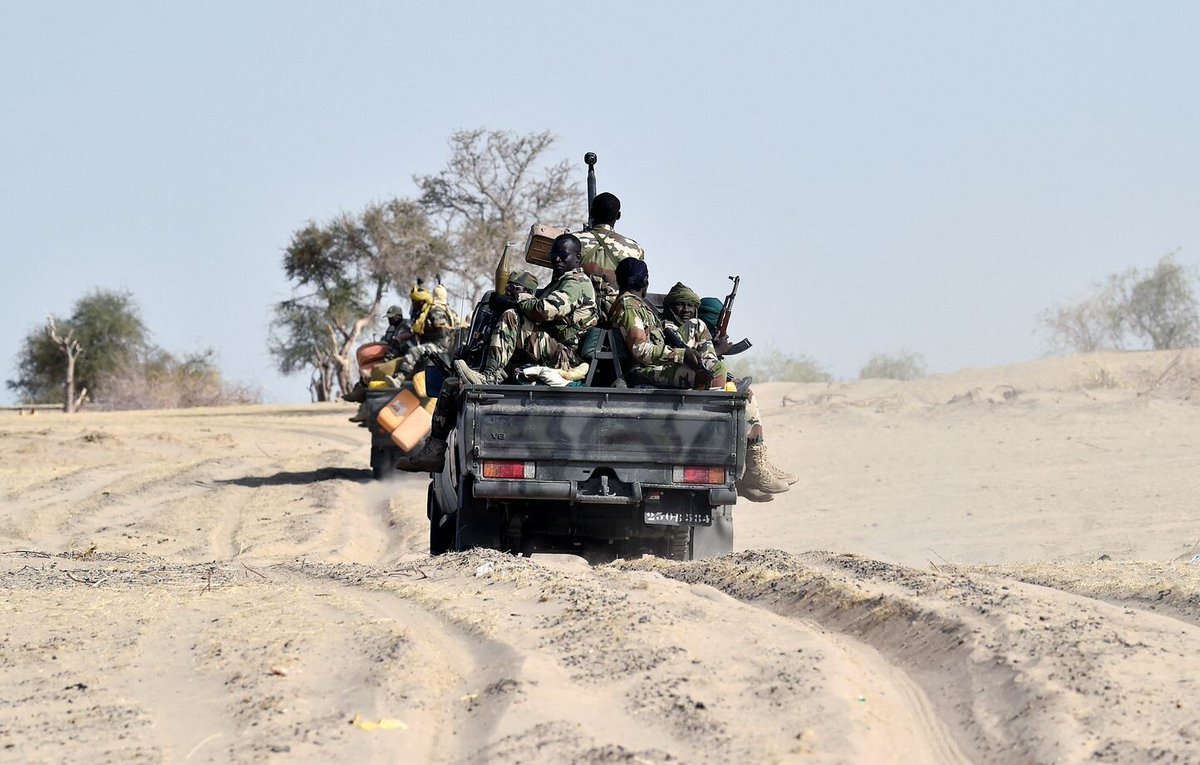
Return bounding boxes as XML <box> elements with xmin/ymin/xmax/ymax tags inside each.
<box><xmin>464</xmin><ymin>387</ymin><xmax>746</xmax><ymax>467</ymax></box>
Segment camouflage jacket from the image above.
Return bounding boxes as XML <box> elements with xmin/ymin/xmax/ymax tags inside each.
<box><xmin>610</xmin><ymin>292</ymin><xmax>686</xmax><ymax>368</ymax></box>
<box><xmin>577</xmin><ymin>224</ymin><xmax>645</xmax><ymax>317</ymax></box>
<box><xmin>663</xmin><ymin>317</ymin><xmax>722</xmax><ymax>375</ymax></box>
<box><xmin>517</xmin><ymin>268</ymin><xmax>598</xmax><ymax>348</ymax></box>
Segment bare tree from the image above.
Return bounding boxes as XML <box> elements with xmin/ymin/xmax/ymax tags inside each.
<box><xmin>45</xmin><ymin>316</ymin><xmax>85</xmax><ymax>413</ymax></box>
<box><xmin>414</xmin><ymin>129</ymin><xmax>583</xmax><ymax>298</ymax></box>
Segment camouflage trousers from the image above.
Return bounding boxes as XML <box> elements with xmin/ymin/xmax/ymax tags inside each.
<box><xmin>482</xmin><ymin>309</ymin><xmax>580</xmax><ymax>383</ymax></box>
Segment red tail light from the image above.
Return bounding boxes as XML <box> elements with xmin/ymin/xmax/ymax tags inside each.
<box><xmin>482</xmin><ymin>460</ymin><xmax>534</xmax><ymax>479</ymax></box>
<box><xmin>674</xmin><ymin>466</ymin><xmax>725</xmax><ymax>484</ymax></box>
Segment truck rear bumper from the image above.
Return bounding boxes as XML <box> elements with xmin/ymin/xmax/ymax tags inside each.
<box><xmin>473</xmin><ymin>480</ymin><xmax>736</xmax><ymax>507</ymax></box>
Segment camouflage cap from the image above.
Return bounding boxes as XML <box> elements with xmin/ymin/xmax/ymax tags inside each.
<box><xmin>665</xmin><ymin>282</ymin><xmax>701</xmax><ymax>307</ymax></box>
<box><xmin>385</xmin><ymin>305</ymin><xmax>404</xmax><ymax>318</ymax></box>
<box><xmin>507</xmin><ymin>270</ymin><xmax>539</xmax><ymax>293</ymax></box>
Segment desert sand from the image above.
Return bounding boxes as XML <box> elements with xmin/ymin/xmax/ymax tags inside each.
<box><xmin>3</xmin><ymin>349</ymin><xmax>1200</xmax><ymax>764</ymax></box>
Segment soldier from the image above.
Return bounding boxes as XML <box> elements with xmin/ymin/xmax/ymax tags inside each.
<box><xmin>342</xmin><ymin>304</ymin><xmax>416</xmax><ymax>411</ymax></box>
<box><xmin>691</xmin><ymin>293</ymin><xmax>799</xmax><ymax>492</ymax></box>
<box><xmin>397</xmin><ymin>239</ymin><xmax>596</xmax><ymax>473</ymax></box>
<box><xmin>455</xmin><ymin>234</ymin><xmax>597</xmax><ymax>385</ymax></box>
<box><xmin>611</xmin><ymin>262</ymin><xmax>787</xmax><ymax>502</ymax></box>
<box><xmin>609</xmin><ymin>259</ymin><xmax>705</xmax><ymax>389</ymax></box>
<box><xmin>576</xmin><ymin>192</ymin><xmax>645</xmax><ymax>317</ymax></box>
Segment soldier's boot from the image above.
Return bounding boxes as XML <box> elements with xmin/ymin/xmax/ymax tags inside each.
<box><xmin>762</xmin><ymin>442</ymin><xmax>800</xmax><ymax>485</ymax></box>
<box><xmin>348</xmin><ymin>400</ymin><xmax>369</xmax><ymax>424</ymax></box>
<box><xmin>743</xmin><ymin>442</ymin><xmax>790</xmax><ymax>494</ymax></box>
<box><xmin>395</xmin><ymin>437</ymin><xmax>447</xmax><ymax>473</ymax></box>
<box><xmin>735</xmin><ymin>479</ymin><xmax>775</xmax><ymax>503</ymax></box>
<box><xmin>341</xmin><ymin>381</ymin><xmax>366</xmax><ymax>403</ymax></box>
<box><xmin>454</xmin><ymin>359</ymin><xmax>504</xmax><ymax>386</ymax></box>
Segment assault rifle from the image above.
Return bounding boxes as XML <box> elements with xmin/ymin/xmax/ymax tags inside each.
<box><xmin>719</xmin><ymin>275</ymin><xmax>752</xmax><ymax>356</ymax></box>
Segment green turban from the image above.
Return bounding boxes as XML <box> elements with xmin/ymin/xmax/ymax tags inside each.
<box><xmin>698</xmin><ymin>297</ymin><xmax>723</xmax><ymax>336</ymax></box>
<box><xmin>665</xmin><ymin>282</ymin><xmax>700</xmax><ymax>307</ymax></box>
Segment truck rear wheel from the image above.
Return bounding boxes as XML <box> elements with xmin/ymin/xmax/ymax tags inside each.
<box><xmin>453</xmin><ymin>481</ymin><xmax>505</xmax><ymax>552</ymax></box>
<box><xmin>428</xmin><ymin>483</ymin><xmax>453</xmax><ymax>555</ymax></box>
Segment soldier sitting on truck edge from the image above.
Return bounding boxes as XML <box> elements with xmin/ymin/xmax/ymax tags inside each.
<box><xmin>609</xmin><ymin>259</ymin><xmax>787</xmax><ymax>501</ymax></box>
<box><xmin>662</xmin><ymin>283</ymin><xmax>796</xmax><ymax>498</ymax></box>
<box><xmin>394</xmin><ymin>262</ymin><xmax>582</xmax><ymax>473</ymax></box>
<box><xmin>454</xmin><ymin>233</ymin><xmax>597</xmax><ymax>386</ymax></box>
<box><xmin>343</xmin><ymin>304</ymin><xmax>416</xmax><ymax>409</ymax></box>
<box><xmin>576</xmin><ymin>192</ymin><xmax>645</xmax><ymax>319</ymax></box>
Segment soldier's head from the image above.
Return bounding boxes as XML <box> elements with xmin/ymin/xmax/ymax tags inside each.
<box><xmin>506</xmin><ymin>270</ymin><xmax>539</xmax><ymax>299</ymax></box>
<box><xmin>615</xmin><ymin>257</ymin><xmax>649</xmax><ymax>296</ymax></box>
<box><xmin>664</xmin><ymin>282</ymin><xmax>701</xmax><ymax>323</ymax></box>
<box><xmin>590</xmin><ymin>192</ymin><xmax>621</xmax><ymax>227</ymax></box>
<box><xmin>698</xmin><ymin>297</ymin><xmax>723</xmax><ymax>336</ymax></box>
<box><xmin>385</xmin><ymin>305</ymin><xmax>405</xmax><ymax>323</ymax></box>
<box><xmin>549</xmin><ymin>233</ymin><xmax>582</xmax><ymax>276</ymax></box>
<box><xmin>433</xmin><ymin>284</ymin><xmax>449</xmax><ymax>304</ymax></box>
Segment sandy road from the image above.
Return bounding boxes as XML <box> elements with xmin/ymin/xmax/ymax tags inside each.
<box><xmin>3</xmin><ymin>361</ymin><xmax>1200</xmax><ymax>763</ymax></box>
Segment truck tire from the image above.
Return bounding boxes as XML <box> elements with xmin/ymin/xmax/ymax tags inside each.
<box><xmin>454</xmin><ymin>481</ymin><xmax>505</xmax><ymax>552</ymax></box>
<box><xmin>428</xmin><ymin>483</ymin><xmax>453</xmax><ymax>555</ymax></box>
<box><xmin>370</xmin><ymin>445</ymin><xmax>387</xmax><ymax>480</ymax></box>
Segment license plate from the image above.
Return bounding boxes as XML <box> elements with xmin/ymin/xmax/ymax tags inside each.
<box><xmin>644</xmin><ymin>510</ymin><xmax>712</xmax><ymax>527</ymax></box>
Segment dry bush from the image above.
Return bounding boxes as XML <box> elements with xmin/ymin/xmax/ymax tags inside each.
<box><xmin>97</xmin><ymin>351</ymin><xmax>260</xmax><ymax>410</ymax></box>
<box><xmin>859</xmin><ymin>350</ymin><xmax>926</xmax><ymax>381</ymax></box>
<box><xmin>733</xmin><ymin>346</ymin><xmax>832</xmax><ymax>383</ymax></box>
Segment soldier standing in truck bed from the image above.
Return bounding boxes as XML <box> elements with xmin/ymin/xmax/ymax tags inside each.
<box><xmin>576</xmin><ymin>192</ymin><xmax>644</xmax><ymax>317</ymax></box>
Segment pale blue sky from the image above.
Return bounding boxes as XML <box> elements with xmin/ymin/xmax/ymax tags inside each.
<box><xmin>3</xmin><ymin>2</ymin><xmax>1198</xmax><ymax>403</ymax></box>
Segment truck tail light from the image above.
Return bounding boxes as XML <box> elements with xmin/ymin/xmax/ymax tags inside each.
<box><xmin>482</xmin><ymin>460</ymin><xmax>535</xmax><ymax>479</ymax></box>
<box><xmin>672</xmin><ymin>466</ymin><xmax>725</xmax><ymax>485</ymax></box>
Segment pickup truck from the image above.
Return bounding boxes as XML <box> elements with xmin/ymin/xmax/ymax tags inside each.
<box><xmin>425</xmin><ymin>333</ymin><xmax>747</xmax><ymax>562</ymax></box>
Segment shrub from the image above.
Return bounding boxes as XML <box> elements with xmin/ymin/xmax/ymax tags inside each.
<box><xmin>732</xmin><ymin>346</ymin><xmax>832</xmax><ymax>383</ymax></box>
<box><xmin>859</xmin><ymin>350</ymin><xmax>926</xmax><ymax>380</ymax></box>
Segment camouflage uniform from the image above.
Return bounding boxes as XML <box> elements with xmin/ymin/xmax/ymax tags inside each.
<box><xmin>610</xmin><ymin>291</ymin><xmax>698</xmax><ymax>388</ymax></box>
<box><xmin>577</xmin><ymin>224</ymin><xmax>645</xmax><ymax>318</ymax></box>
<box><xmin>480</xmin><ymin>268</ymin><xmax>598</xmax><ymax>383</ymax></box>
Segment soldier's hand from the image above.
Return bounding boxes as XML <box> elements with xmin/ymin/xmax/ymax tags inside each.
<box><xmin>714</xmin><ymin>334</ymin><xmax>733</xmax><ymax>356</ymax></box>
<box><xmin>683</xmin><ymin>348</ymin><xmax>703</xmax><ymax>370</ymax></box>
<box><xmin>489</xmin><ymin>292</ymin><xmax>519</xmax><ymax>313</ymax></box>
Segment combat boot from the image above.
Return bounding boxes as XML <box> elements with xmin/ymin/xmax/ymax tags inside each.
<box><xmin>742</xmin><ymin>442</ymin><xmax>790</xmax><ymax>494</ymax></box>
<box><xmin>762</xmin><ymin>443</ymin><xmax>799</xmax><ymax>485</ymax></box>
<box><xmin>395</xmin><ymin>437</ymin><xmax>447</xmax><ymax>473</ymax></box>
<box><xmin>735</xmin><ymin>479</ymin><xmax>775</xmax><ymax>503</ymax></box>
<box><xmin>454</xmin><ymin>359</ymin><xmax>491</xmax><ymax>385</ymax></box>
<box><xmin>348</xmin><ymin>400</ymin><xmax>369</xmax><ymax>424</ymax></box>
<box><xmin>341</xmin><ymin>381</ymin><xmax>366</xmax><ymax>403</ymax></box>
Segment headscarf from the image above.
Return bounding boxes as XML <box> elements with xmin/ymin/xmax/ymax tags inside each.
<box><xmin>664</xmin><ymin>282</ymin><xmax>700</xmax><ymax>307</ymax></box>
<box><xmin>698</xmin><ymin>297</ymin><xmax>723</xmax><ymax>336</ymax></box>
<box><xmin>432</xmin><ymin>284</ymin><xmax>449</xmax><ymax>304</ymax></box>
<box><xmin>615</xmin><ymin>257</ymin><xmax>649</xmax><ymax>291</ymax></box>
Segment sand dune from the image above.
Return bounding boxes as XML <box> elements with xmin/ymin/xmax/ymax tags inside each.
<box><xmin>3</xmin><ymin>349</ymin><xmax>1199</xmax><ymax>763</ymax></box>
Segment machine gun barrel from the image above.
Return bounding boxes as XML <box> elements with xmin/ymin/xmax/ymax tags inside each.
<box><xmin>584</xmin><ymin>152</ymin><xmax>597</xmax><ymax>228</ymax></box>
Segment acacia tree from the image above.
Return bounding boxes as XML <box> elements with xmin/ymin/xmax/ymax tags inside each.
<box><xmin>414</xmin><ymin>128</ymin><xmax>583</xmax><ymax>298</ymax></box>
<box><xmin>270</xmin><ymin>199</ymin><xmax>445</xmax><ymax>401</ymax></box>
<box><xmin>7</xmin><ymin>289</ymin><xmax>149</xmax><ymax>406</ymax></box>
<box><xmin>1042</xmin><ymin>253</ymin><xmax>1198</xmax><ymax>354</ymax></box>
